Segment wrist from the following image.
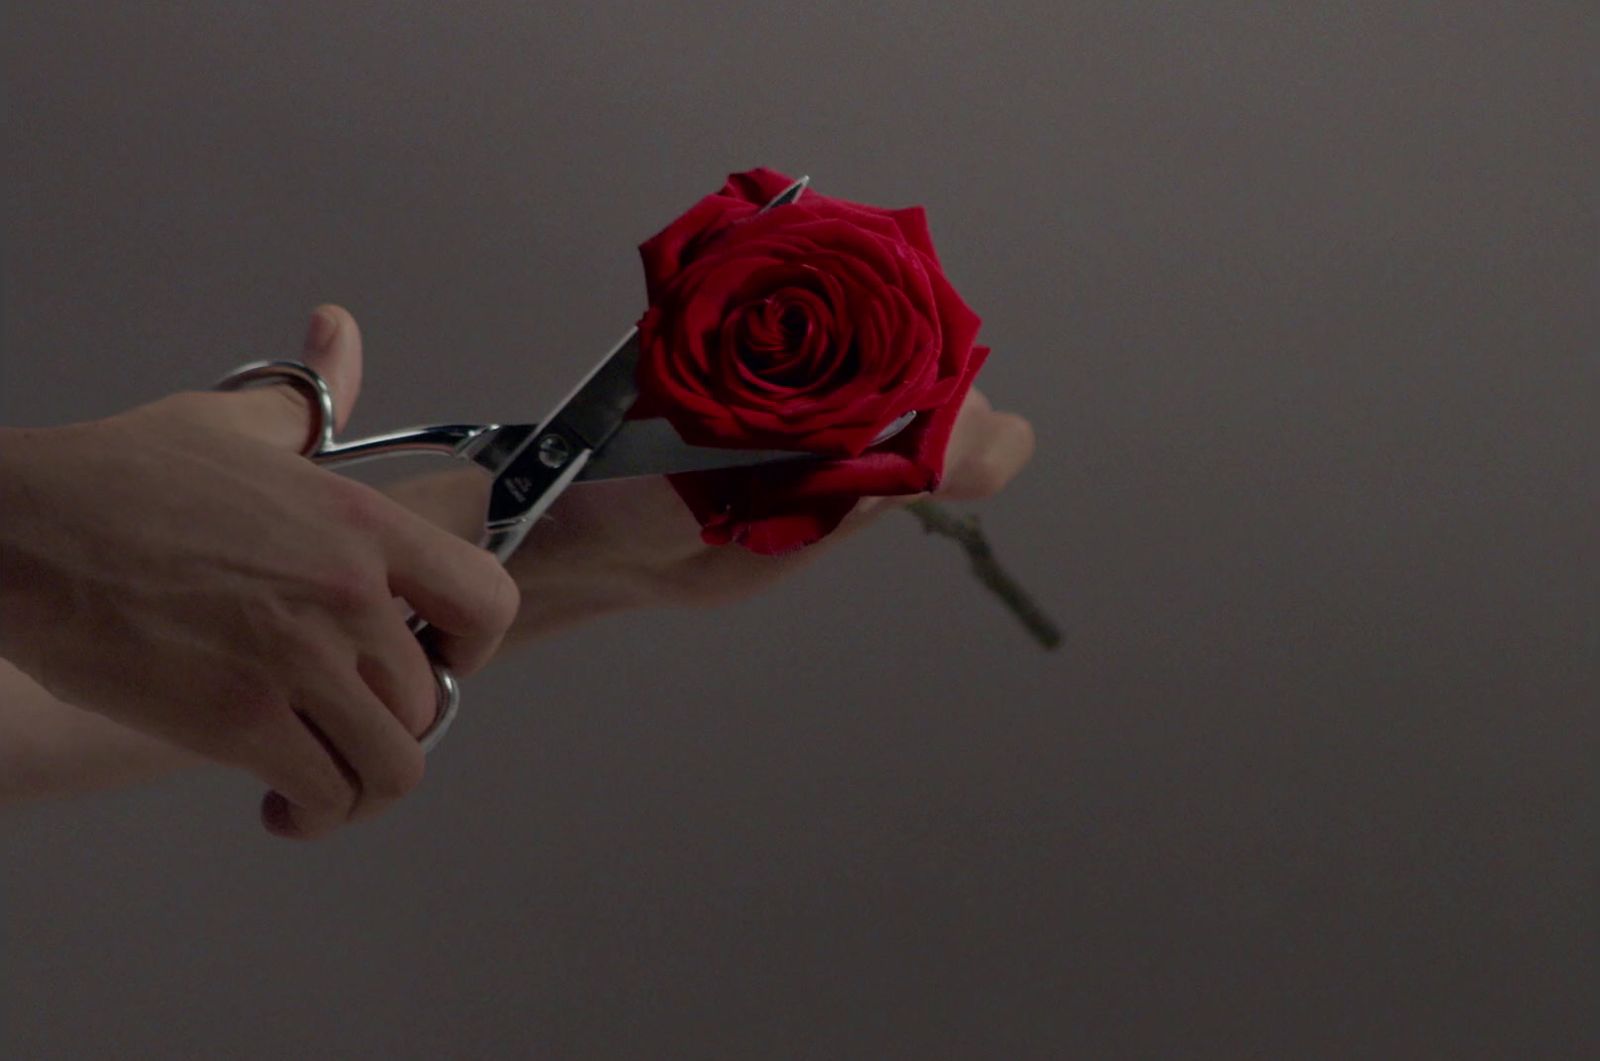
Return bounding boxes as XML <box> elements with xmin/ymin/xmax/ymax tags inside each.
<box><xmin>0</xmin><ymin>420</ymin><xmax>106</xmax><ymax>682</ymax></box>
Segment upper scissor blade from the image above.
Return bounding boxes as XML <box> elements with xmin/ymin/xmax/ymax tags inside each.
<box><xmin>761</xmin><ymin>176</ymin><xmax>809</xmax><ymax>211</ymax></box>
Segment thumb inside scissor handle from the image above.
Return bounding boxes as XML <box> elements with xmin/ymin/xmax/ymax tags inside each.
<box><xmin>213</xmin><ymin>359</ymin><xmax>338</xmax><ymax>458</ymax></box>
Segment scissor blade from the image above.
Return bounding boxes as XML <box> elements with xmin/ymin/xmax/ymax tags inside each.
<box><xmin>478</xmin><ymin>331</ymin><xmax>641</xmax><ymax>530</ymax></box>
<box><xmin>580</xmin><ymin>411</ymin><xmax>917</xmax><ymax>481</ymax></box>
<box><xmin>762</xmin><ymin>175</ymin><xmax>809</xmax><ymax>210</ymax></box>
<box><xmin>475</xmin><ymin>176</ymin><xmax>814</xmax><ymax>562</ymax></box>
<box><xmin>579</xmin><ymin>419</ymin><xmax>804</xmax><ymax>480</ymax></box>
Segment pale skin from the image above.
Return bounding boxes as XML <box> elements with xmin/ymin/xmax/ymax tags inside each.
<box><xmin>0</xmin><ymin>305</ymin><xmax>1035</xmax><ymax>838</ymax></box>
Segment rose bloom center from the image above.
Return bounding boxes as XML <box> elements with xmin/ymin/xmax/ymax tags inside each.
<box><xmin>729</xmin><ymin>290</ymin><xmax>850</xmax><ymax>390</ymax></box>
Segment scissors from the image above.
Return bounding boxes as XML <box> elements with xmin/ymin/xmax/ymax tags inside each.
<box><xmin>212</xmin><ymin>176</ymin><xmax>914</xmax><ymax>753</ymax></box>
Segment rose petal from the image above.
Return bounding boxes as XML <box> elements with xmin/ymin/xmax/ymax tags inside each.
<box><xmin>886</xmin><ymin>206</ymin><xmax>942</xmax><ymax>267</ymax></box>
<box><xmin>638</xmin><ymin>195</ymin><xmax>758</xmax><ymax>301</ymax></box>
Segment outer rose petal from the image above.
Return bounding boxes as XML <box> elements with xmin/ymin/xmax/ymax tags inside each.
<box><xmin>886</xmin><ymin>206</ymin><xmax>942</xmax><ymax>267</ymax></box>
<box><xmin>669</xmin><ymin>473</ymin><xmax>860</xmax><ymax>555</ymax></box>
<box><xmin>666</xmin><ymin>345</ymin><xmax>991</xmax><ymax>555</ymax></box>
<box><xmin>637</xmin><ymin>168</ymin><xmax>801</xmax><ymax>299</ymax></box>
<box><xmin>638</xmin><ymin>195</ymin><xmax>755</xmax><ymax>304</ymax></box>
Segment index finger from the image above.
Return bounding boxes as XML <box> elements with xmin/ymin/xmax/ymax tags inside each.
<box><xmin>380</xmin><ymin>505</ymin><xmax>520</xmax><ymax>677</ymax></box>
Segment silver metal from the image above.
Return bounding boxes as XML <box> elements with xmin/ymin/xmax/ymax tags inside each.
<box><xmin>482</xmin><ymin>449</ymin><xmax>591</xmax><ymax>563</ymax></box>
<box><xmin>213</xmin><ymin>360</ymin><xmax>337</xmax><ymax>457</ymax></box>
<box><xmin>765</xmin><ymin>175</ymin><xmax>809</xmax><ymax>209</ymax></box>
<box><xmin>316</xmin><ymin>423</ymin><xmax>499</xmax><ymax>467</ymax></box>
<box><xmin>412</xmin><ymin>647</ymin><xmax>459</xmax><ymax>755</ymax></box>
<box><xmin>536</xmin><ymin>433</ymin><xmax>572</xmax><ymax>468</ymax></box>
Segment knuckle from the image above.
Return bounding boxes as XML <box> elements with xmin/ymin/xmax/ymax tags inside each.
<box><xmin>329</xmin><ymin>477</ymin><xmax>392</xmax><ymax>537</ymax></box>
<box><xmin>967</xmin><ymin>451</ymin><xmax>1009</xmax><ymax>497</ymax></box>
<box><xmin>268</xmin><ymin>382</ymin><xmax>314</xmax><ymax>431</ymax></box>
<box><xmin>939</xmin><ymin>455</ymin><xmax>986</xmax><ymax>500</ymax></box>
<box><xmin>364</xmin><ymin>746</ymin><xmax>425</xmax><ymax>802</ymax></box>
<box><xmin>356</xmin><ymin>651</ymin><xmax>436</xmax><ymax>737</ymax></box>
<box><xmin>405</xmin><ymin>672</ymin><xmax>444</xmax><ymax>736</ymax></box>
<box><xmin>216</xmin><ymin>677</ymin><xmax>288</xmax><ymax>741</ymax></box>
<box><xmin>962</xmin><ymin>387</ymin><xmax>994</xmax><ymax>417</ymax></box>
<box><xmin>438</xmin><ymin>548</ymin><xmax>518</xmax><ymax>636</ymax></box>
<box><xmin>485</xmin><ymin>564</ymin><xmax>521</xmax><ymax>631</ymax></box>
<box><xmin>315</xmin><ymin>562</ymin><xmax>383</xmax><ymax>618</ymax></box>
<box><xmin>304</xmin><ymin>765</ymin><xmax>355</xmax><ymax>815</ymax></box>
<box><xmin>152</xmin><ymin>390</ymin><xmax>210</xmax><ymax>423</ymax></box>
<box><xmin>259</xmin><ymin>753</ymin><xmax>350</xmax><ymax>833</ymax></box>
<box><xmin>959</xmin><ymin>418</ymin><xmax>1033</xmax><ymax>499</ymax></box>
<box><xmin>1002</xmin><ymin>414</ymin><xmax>1038</xmax><ymax>464</ymax></box>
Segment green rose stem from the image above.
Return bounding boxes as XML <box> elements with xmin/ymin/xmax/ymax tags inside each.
<box><xmin>904</xmin><ymin>500</ymin><xmax>1061</xmax><ymax>650</ymax></box>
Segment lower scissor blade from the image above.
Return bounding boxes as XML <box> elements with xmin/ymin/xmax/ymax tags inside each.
<box><xmin>578</xmin><ymin>411</ymin><xmax>916</xmax><ymax>482</ymax></box>
<box><xmin>577</xmin><ymin>419</ymin><xmax>800</xmax><ymax>480</ymax></box>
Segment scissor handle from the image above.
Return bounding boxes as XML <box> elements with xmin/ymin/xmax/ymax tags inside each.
<box><xmin>214</xmin><ymin>359</ymin><xmax>461</xmax><ymax>753</ymax></box>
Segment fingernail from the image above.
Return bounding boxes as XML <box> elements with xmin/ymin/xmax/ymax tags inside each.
<box><xmin>261</xmin><ymin>791</ymin><xmax>298</xmax><ymax>837</ymax></box>
<box><xmin>304</xmin><ymin>308</ymin><xmax>338</xmax><ymax>357</ymax></box>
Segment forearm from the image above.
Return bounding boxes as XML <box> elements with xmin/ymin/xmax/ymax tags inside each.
<box><xmin>0</xmin><ymin>655</ymin><xmax>203</xmax><ymax>803</ymax></box>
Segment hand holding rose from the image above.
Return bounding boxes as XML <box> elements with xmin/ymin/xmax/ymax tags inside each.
<box><xmin>386</xmin><ymin>381</ymin><xmax>1034</xmax><ymax>641</ymax></box>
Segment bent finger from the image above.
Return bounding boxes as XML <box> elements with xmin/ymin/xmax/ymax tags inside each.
<box><xmin>355</xmin><ymin>610</ymin><xmax>443</xmax><ymax>740</ymax></box>
<box><xmin>247</xmin><ymin>711</ymin><xmax>359</xmax><ymax>841</ymax></box>
<box><xmin>382</xmin><ymin>513</ymin><xmax>520</xmax><ymax>677</ymax></box>
<box><xmin>297</xmin><ymin>656</ymin><xmax>428</xmax><ymax>827</ymax></box>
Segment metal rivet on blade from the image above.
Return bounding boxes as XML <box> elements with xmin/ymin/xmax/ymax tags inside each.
<box><xmin>537</xmin><ymin>433</ymin><xmax>572</xmax><ymax>468</ymax></box>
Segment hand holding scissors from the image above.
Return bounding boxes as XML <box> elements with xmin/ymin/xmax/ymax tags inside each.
<box><xmin>212</xmin><ymin>178</ymin><xmax>918</xmax><ymax>756</ymax></box>
<box><xmin>0</xmin><ymin>313</ymin><xmax>516</xmax><ymax>838</ymax></box>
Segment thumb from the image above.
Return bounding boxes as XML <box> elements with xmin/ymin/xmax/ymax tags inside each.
<box><xmin>300</xmin><ymin>304</ymin><xmax>363</xmax><ymax>430</ymax></box>
<box><xmin>228</xmin><ymin>304</ymin><xmax>365</xmax><ymax>451</ymax></box>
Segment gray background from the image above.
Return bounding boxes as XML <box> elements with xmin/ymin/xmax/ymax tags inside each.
<box><xmin>3</xmin><ymin>2</ymin><xmax>1596</xmax><ymax>1058</ymax></box>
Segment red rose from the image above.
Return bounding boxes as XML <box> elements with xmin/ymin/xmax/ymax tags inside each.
<box><xmin>632</xmin><ymin>167</ymin><xmax>989</xmax><ymax>556</ymax></box>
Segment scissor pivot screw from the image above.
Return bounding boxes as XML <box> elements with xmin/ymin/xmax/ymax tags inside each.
<box><xmin>536</xmin><ymin>433</ymin><xmax>573</xmax><ymax>468</ymax></box>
